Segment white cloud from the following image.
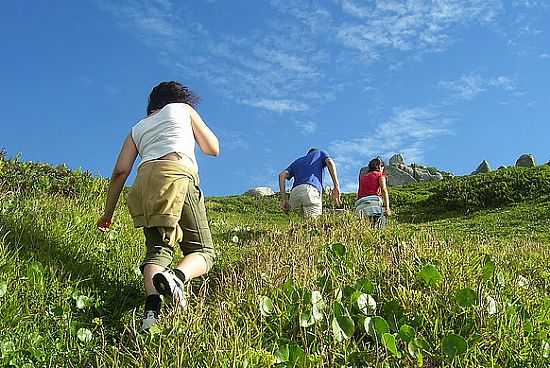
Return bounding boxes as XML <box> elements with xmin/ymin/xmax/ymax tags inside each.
<box><xmin>98</xmin><ymin>1</ymin><xmax>324</xmax><ymax>113</ymax></box>
<box><xmin>334</xmin><ymin>0</ymin><xmax>502</xmax><ymax>62</ymax></box>
<box><xmin>241</xmin><ymin>99</ymin><xmax>309</xmax><ymax>113</ymax></box>
<box><xmin>329</xmin><ymin>107</ymin><xmax>451</xmax><ymax>191</ymax></box>
<box><xmin>294</xmin><ymin>121</ymin><xmax>318</xmax><ymax>135</ymax></box>
<box><xmin>439</xmin><ymin>73</ymin><xmax>516</xmax><ymax>100</ymax></box>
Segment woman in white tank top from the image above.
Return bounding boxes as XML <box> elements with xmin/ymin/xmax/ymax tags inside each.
<box><xmin>96</xmin><ymin>81</ymin><xmax>219</xmax><ymax>331</ymax></box>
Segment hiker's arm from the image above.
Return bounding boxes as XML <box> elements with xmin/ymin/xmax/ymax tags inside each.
<box><xmin>379</xmin><ymin>176</ymin><xmax>391</xmax><ymax>216</ymax></box>
<box><xmin>279</xmin><ymin>170</ymin><xmax>290</xmax><ymax>212</ymax></box>
<box><xmin>97</xmin><ymin>134</ymin><xmax>138</xmax><ymax>230</ymax></box>
<box><xmin>189</xmin><ymin>105</ymin><xmax>219</xmax><ymax>156</ymax></box>
<box><xmin>325</xmin><ymin>158</ymin><xmax>341</xmax><ymax>205</ymax></box>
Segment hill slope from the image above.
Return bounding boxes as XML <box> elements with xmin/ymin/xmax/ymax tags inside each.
<box><xmin>0</xmin><ymin>156</ymin><xmax>549</xmax><ymax>367</ymax></box>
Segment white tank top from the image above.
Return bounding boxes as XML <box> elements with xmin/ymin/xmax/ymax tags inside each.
<box><xmin>131</xmin><ymin>103</ymin><xmax>197</xmax><ymax>172</ymax></box>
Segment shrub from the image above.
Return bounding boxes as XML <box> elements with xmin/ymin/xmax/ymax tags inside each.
<box><xmin>0</xmin><ymin>154</ymin><xmax>103</xmax><ymax>197</ymax></box>
<box><xmin>426</xmin><ymin>166</ymin><xmax>550</xmax><ymax>212</ymax></box>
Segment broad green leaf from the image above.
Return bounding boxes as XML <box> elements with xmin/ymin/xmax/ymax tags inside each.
<box><xmin>274</xmin><ymin>344</ymin><xmax>289</xmax><ymax>363</ymax></box>
<box><xmin>332</xmin><ymin>318</ymin><xmax>346</xmax><ymax>342</ymax></box>
<box><xmin>399</xmin><ymin>324</ymin><xmax>416</xmax><ymax>342</ymax></box>
<box><xmin>354</xmin><ymin>278</ymin><xmax>375</xmax><ymax>294</ymax></box>
<box><xmin>317</xmin><ymin>274</ymin><xmax>333</xmax><ymax>292</ymax></box>
<box><xmin>382</xmin><ymin>333</ymin><xmax>402</xmax><ymax>358</ymax></box>
<box><xmin>455</xmin><ymin>288</ymin><xmax>478</xmax><ymax>308</ymax></box>
<box><xmin>331</xmin><ymin>243</ymin><xmax>346</xmax><ymax>257</ymax></box>
<box><xmin>417</xmin><ymin>264</ymin><xmax>442</xmax><ymax>286</ymax></box>
<box><xmin>357</xmin><ymin>293</ymin><xmax>377</xmax><ymax>315</ymax></box>
<box><xmin>0</xmin><ymin>281</ymin><xmax>7</xmax><ymax>298</ymax></box>
<box><xmin>382</xmin><ymin>299</ymin><xmax>404</xmax><ymax>330</ymax></box>
<box><xmin>259</xmin><ymin>296</ymin><xmax>274</xmax><ymax>317</ymax></box>
<box><xmin>336</xmin><ymin>315</ymin><xmax>355</xmax><ymax>339</ymax></box>
<box><xmin>285</xmin><ymin>343</ymin><xmax>306</xmax><ymax>364</ymax></box>
<box><xmin>332</xmin><ymin>303</ymin><xmax>355</xmax><ymax>341</ymax></box>
<box><xmin>300</xmin><ymin>310</ymin><xmax>315</xmax><ymax>328</ymax></box>
<box><xmin>333</xmin><ymin>301</ymin><xmax>345</xmax><ymax>318</ymax></box>
<box><xmin>371</xmin><ymin>316</ymin><xmax>390</xmax><ymax>337</ymax></box>
<box><xmin>442</xmin><ymin>334</ymin><xmax>468</xmax><ymax>359</ymax></box>
<box><xmin>76</xmin><ymin>328</ymin><xmax>93</xmax><ymax>343</ymax></box>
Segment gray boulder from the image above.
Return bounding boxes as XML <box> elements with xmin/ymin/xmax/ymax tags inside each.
<box><xmin>245</xmin><ymin>187</ymin><xmax>275</xmax><ymax>197</ymax></box>
<box><xmin>515</xmin><ymin>154</ymin><xmax>536</xmax><ymax>168</ymax></box>
<box><xmin>385</xmin><ymin>165</ymin><xmax>416</xmax><ymax>186</ymax></box>
<box><xmin>359</xmin><ymin>153</ymin><xmax>446</xmax><ymax>187</ymax></box>
<box><xmin>389</xmin><ymin>154</ymin><xmax>405</xmax><ymax>167</ymax></box>
<box><xmin>472</xmin><ymin>160</ymin><xmax>491</xmax><ymax>175</ymax></box>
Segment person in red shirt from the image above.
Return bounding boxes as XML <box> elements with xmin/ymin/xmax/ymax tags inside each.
<box><xmin>356</xmin><ymin>158</ymin><xmax>391</xmax><ymax>227</ymax></box>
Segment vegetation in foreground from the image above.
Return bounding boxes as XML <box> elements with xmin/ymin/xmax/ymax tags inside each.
<box><xmin>1</xmin><ymin>154</ymin><xmax>549</xmax><ymax>367</ymax></box>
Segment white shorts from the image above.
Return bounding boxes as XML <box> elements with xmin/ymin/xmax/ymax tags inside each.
<box><xmin>289</xmin><ymin>184</ymin><xmax>322</xmax><ymax>218</ymax></box>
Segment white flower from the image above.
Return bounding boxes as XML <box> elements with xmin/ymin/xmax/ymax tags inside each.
<box><xmin>485</xmin><ymin>296</ymin><xmax>497</xmax><ymax>315</ymax></box>
<box><xmin>517</xmin><ymin>275</ymin><xmax>529</xmax><ymax>288</ymax></box>
<box><xmin>231</xmin><ymin>235</ymin><xmax>239</xmax><ymax>244</ymax></box>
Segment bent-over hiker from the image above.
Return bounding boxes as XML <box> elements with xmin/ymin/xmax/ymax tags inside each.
<box><xmin>356</xmin><ymin>157</ymin><xmax>391</xmax><ymax>228</ymax></box>
<box><xmin>279</xmin><ymin>148</ymin><xmax>341</xmax><ymax>218</ymax></box>
<box><xmin>97</xmin><ymin>81</ymin><xmax>219</xmax><ymax>331</ymax></box>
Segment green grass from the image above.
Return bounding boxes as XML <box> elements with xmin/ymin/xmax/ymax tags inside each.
<box><xmin>0</xmin><ymin>156</ymin><xmax>549</xmax><ymax>367</ymax></box>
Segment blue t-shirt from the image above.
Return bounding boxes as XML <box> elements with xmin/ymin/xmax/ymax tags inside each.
<box><xmin>286</xmin><ymin>150</ymin><xmax>329</xmax><ymax>193</ymax></box>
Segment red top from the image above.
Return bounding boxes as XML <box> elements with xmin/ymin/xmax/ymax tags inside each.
<box><xmin>358</xmin><ymin>171</ymin><xmax>384</xmax><ymax>199</ymax></box>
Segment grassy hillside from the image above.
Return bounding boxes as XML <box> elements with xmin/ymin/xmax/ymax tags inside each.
<box><xmin>1</xmin><ymin>155</ymin><xmax>549</xmax><ymax>367</ymax></box>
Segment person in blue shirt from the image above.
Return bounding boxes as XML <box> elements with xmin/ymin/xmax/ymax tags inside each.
<box><xmin>278</xmin><ymin>148</ymin><xmax>341</xmax><ymax>218</ymax></box>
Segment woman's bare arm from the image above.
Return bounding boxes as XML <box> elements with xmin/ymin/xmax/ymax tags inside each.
<box><xmin>189</xmin><ymin>105</ymin><xmax>219</xmax><ymax>156</ymax></box>
<box><xmin>379</xmin><ymin>175</ymin><xmax>391</xmax><ymax>216</ymax></box>
<box><xmin>97</xmin><ymin>134</ymin><xmax>138</xmax><ymax>230</ymax></box>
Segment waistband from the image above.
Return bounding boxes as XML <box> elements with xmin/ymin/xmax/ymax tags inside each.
<box><xmin>137</xmin><ymin>159</ymin><xmax>199</xmax><ymax>185</ymax></box>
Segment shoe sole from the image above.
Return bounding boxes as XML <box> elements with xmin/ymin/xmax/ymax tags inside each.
<box><xmin>153</xmin><ymin>273</ymin><xmax>173</xmax><ymax>298</ymax></box>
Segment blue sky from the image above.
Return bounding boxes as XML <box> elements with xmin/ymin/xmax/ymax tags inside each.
<box><xmin>1</xmin><ymin>0</ymin><xmax>549</xmax><ymax>195</ymax></box>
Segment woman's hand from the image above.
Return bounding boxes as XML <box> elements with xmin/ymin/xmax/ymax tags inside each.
<box><xmin>97</xmin><ymin>215</ymin><xmax>112</xmax><ymax>232</ymax></box>
<box><xmin>385</xmin><ymin>208</ymin><xmax>392</xmax><ymax>216</ymax></box>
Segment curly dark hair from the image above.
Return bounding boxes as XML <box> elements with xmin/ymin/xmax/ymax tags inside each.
<box><xmin>146</xmin><ymin>81</ymin><xmax>200</xmax><ymax>115</ymax></box>
<box><xmin>368</xmin><ymin>157</ymin><xmax>385</xmax><ymax>172</ymax></box>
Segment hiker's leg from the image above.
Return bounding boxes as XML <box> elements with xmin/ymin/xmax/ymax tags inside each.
<box><xmin>176</xmin><ymin>180</ymin><xmax>215</xmax><ymax>281</ymax></box>
<box><xmin>288</xmin><ymin>186</ymin><xmax>303</xmax><ymax>215</ymax></box>
<box><xmin>143</xmin><ymin>264</ymin><xmax>165</xmax><ymax>295</ymax></box>
<box><xmin>303</xmin><ymin>185</ymin><xmax>322</xmax><ymax>219</ymax></box>
<box><xmin>141</xmin><ymin>227</ymin><xmax>175</xmax><ymax>294</ymax></box>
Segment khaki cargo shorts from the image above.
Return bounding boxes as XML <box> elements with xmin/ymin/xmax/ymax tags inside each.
<box><xmin>289</xmin><ymin>184</ymin><xmax>323</xmax><ymax>218</ymax></box>
<box><xmin>127</xmin><ymin>161</ymin><xmax>215</xmax><ymax>272</ymax></box>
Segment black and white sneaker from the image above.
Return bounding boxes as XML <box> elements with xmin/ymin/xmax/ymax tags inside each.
<box><xmin>141</xmin><ymin>310</ymin><xmax>159</xmax><ymax>331</ymax></box>
<box><xmin>152</xmin><ymin>270</ymin><xmax>187</xmax><ymax>309</ymax></box>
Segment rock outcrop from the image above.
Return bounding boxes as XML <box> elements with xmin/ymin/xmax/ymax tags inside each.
<box><xmin>471</xmin><ymin>160</ymin><xmax>491</xmax><ymax>175</ymax></box>
<box><xmin>359</xmin><ymin>154</ymin><xmax>446</xmax><ymax>187</ymax></box>
<box><xmin>245</xmin><ymin>187</ymin><xmax>274</xmax><ymax>197</ymax></box>
<box><xmin>515</xmin><ymin>154</ymin><xmax>536</xmax><ymax>168</ymax></box>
